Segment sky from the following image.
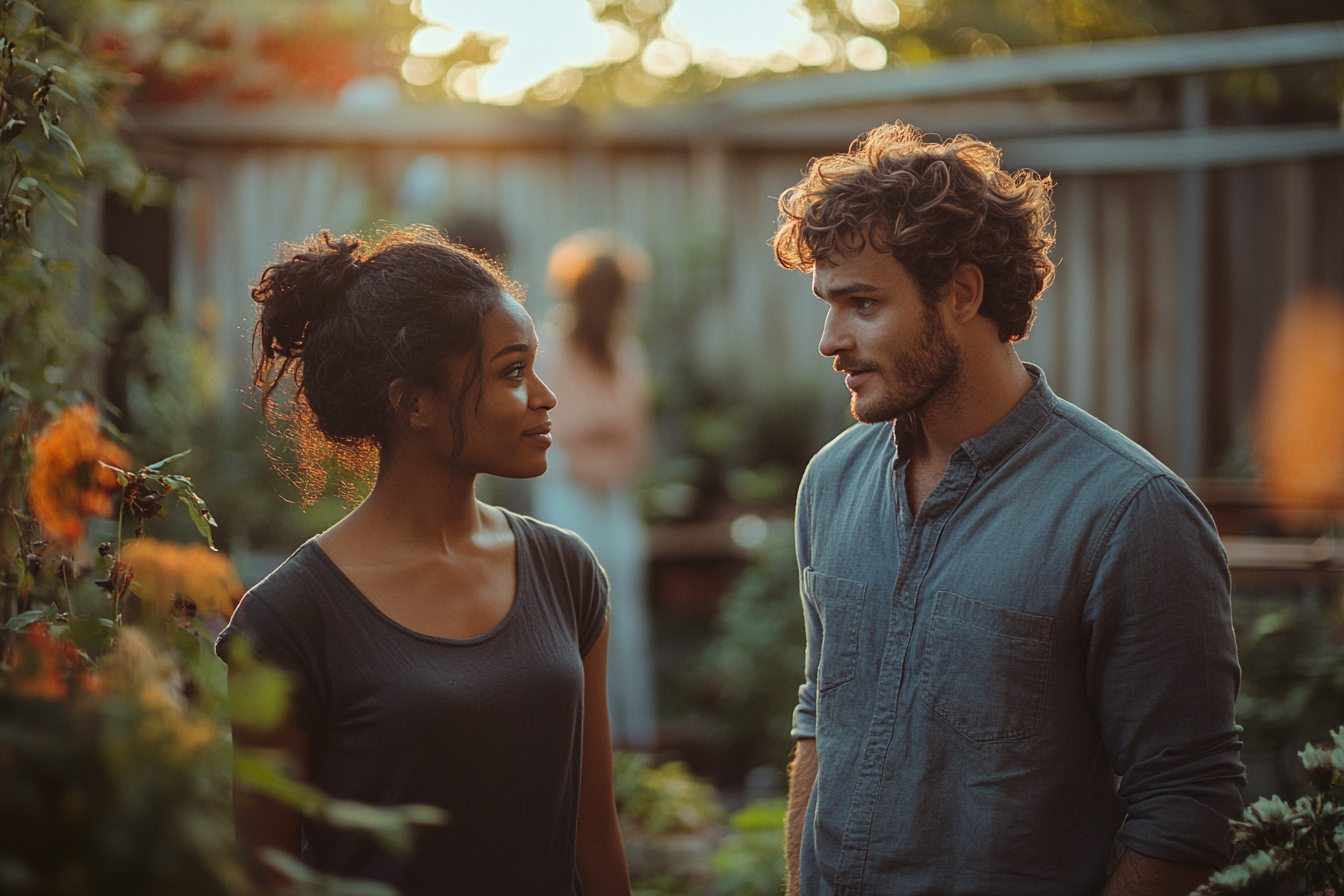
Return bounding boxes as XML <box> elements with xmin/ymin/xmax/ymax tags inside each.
<box><xmin>403</xmin><ymin>0</ymin><xmax>895</xmax><ymax>103</ymax></box>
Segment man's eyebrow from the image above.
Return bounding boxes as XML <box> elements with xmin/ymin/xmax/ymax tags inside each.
<box><xmin>814</xmin><ymin>280</ymin><xmax>882</xmax><ymax>299</ymax></box>
<box><xmin>490</xmin><ymin>342</ymin><xmax>531</xmax><ymax>361</ymax></box>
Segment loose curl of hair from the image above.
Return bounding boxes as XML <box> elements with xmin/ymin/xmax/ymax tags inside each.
<box><xmin>251</xmin><ymin>226</ymin><xmax>517</xmax><ymax>503</ymax></box>
<box><xmin>774</xmin><ymin>122</ymin><xmax>1056</xmax><ymax>342</ymax></box>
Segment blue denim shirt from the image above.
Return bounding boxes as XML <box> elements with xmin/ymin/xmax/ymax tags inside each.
<box><xmin>792</xmin><ymin>366</ymin><xmax>1244</xmax><ymax>896</ymax></box>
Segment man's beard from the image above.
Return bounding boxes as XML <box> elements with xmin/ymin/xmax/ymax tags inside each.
<box><xmin>841</xmin><ymin>304</ymin><xmax>962</xmax><ymax>424</ymax></box>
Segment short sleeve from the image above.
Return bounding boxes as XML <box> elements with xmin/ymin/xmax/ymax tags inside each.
<box><xmin>216</xmin><ymin>589</ymin><xmax>326</xmax><ymax>731</ymax></box>
<box><xmin>576</xmin><ymin>547</ymin><xmax>610</xmax><ymax>658</ymax></box>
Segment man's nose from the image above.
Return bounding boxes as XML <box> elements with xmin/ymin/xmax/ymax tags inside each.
<box><xmin>818</xmin><ymin>310</ymin><xmax>852</xmax><ymax>358</ymax></box>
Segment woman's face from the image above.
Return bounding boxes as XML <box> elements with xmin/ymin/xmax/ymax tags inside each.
<box><xmin>445</xmin><ymin>296</ymin><xmax>556</xmax><ymax>479</ymax></box>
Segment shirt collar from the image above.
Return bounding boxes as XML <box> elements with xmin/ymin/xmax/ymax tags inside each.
<box><xmin>891</xmin><ymin>363</ymin><xmax>1057</xmax><ymax>474</ymax></box>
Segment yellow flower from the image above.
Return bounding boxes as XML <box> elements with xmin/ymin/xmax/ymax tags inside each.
<box><xmin>122</xmin><ymin>536</ymin><xmax>244</xmax><ymax>619</ymax></box>
<box><xmin>26</xmin><ymin>404</ymin><xmax>132</xmax><ymax>546</ymax></box>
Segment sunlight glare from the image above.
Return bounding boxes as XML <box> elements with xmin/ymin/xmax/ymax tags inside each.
<box><xmin>850</xmin><ymin>0</ymin><xmax>900</xmax><ymax>30</ymax></box>
<box><xmin>665</xmin><ymin>0</ymin><xmax>814</xmax><ymax>61</ymax></box>
<box><xmin>642</xmin><ymin>37</ymin><xmax>692</xmax><ymax>78</ymax></box>
<box><xmin>846</xmin><ymin>35</ymin><xmax>889</xmax><ymax>70</ymax></box>
<box><xmin>416</xmin><ymin>0</ymin><xmax>612</xmax><ymax>102</ymax></box>
<box><xmin>409</xmin><ymin>25</ymin><xmax>462</xmax><ymax>57</ymax></box>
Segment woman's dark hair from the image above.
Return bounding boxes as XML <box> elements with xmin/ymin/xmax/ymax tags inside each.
<box><xmin>546</xmin><ymin>232</ymin><xmax>648</xmax><ymax>373</ymax></box>
<box><xmin>568</xmin><ymin>254</ymin><xmax>625</xmax><ymax>371</ymax></box>
<box><xmin>251</xmin><ymin>227</ymin><xmax>515</xmax><ymax>497</ymax></box>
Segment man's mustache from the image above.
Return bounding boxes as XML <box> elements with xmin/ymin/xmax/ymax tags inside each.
<box><xmin>833</xmin><ymin>355</ymin><xmax>878</xmax><ymax>374</ymax></box>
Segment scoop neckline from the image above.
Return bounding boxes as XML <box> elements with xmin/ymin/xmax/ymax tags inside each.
<box><xmin>305</xmin><ymin>509</ymin><xmax>527</xmax><ymax>647</ymax></box>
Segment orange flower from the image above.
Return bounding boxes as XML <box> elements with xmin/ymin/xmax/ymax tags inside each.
<box><xmin>26</xmin><ymin>404</ymin><xmax>133</xmax><ymax>546</ymax></box>
<box><xmin>123</xmin><ymin>536</ymin><xmax>244</xmax><ymax>619</ymax></box>
<box><xmin>2</xmin><ymin>622</ymin><xmax>102</xmax><ymax>699</ymax></box>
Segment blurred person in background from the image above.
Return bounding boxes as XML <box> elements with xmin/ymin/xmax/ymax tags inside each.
<box><xmin>219</xmin><ymin>228</ymin><xmax>630</xmax><ymax>896</ymax></box>
<box><xmin>535</xmin><ymin>231</ymin><xmax>657</xmax><ymax>750</ymax></box>
<box><xmin>774</xmin><ymin>123</ymin><xmax>1243</xmax><ymax>896</ymax></box>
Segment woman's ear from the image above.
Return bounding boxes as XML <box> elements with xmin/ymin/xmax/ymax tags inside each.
<box><xmin>389</xmin><ymin>378</ymin><xmax>432</xmax><ymax>431</ymax></box>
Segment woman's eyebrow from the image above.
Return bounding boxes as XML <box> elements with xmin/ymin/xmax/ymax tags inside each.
<box><xmin>490</xmin><ymin>342</ymin><xmax>530</xmax><ymax>360</ymax></box>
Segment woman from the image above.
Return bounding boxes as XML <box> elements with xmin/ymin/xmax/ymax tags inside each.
<box><xmin>217</xmin><ymin>228</ymin><xmax>630</xmax><ymax>896</ymax></box>
<box><xmin>534</xmin><ymin>233</ymin><xmax>656</xmax><ymax>749</ymax></box>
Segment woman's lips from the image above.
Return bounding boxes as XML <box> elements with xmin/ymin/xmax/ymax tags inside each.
<box><xmin>524</xmin><ymin>423</ymin><xmax>552</xmax><ymax>447</ymax></box>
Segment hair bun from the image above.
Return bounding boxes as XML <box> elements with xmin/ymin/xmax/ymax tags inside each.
<box><xmin>253</xmin><ymin>232</ymin><xmax>363</xmax><ymax>361</ymax></box>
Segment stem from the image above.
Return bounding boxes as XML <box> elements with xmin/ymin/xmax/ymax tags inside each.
<box><xmin>59</xmin><ymin>561</ymin><xmax>71</xmax><ymax>619</ymax></box>
<box><xmin>113</xmin><ymin>493</ymin><xmax>123</xmax><ymax>624</ymax></box>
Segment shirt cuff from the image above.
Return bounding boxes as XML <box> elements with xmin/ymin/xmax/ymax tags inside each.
<box><xmin>1116</xmin><ymin>791</ymin><xmax>1241</xmax><ymax>867</ymax></box>
<box><xmin>791</xmin><ymin>705</ymin><xmax>816</xmax><ymax>740</ymax></box>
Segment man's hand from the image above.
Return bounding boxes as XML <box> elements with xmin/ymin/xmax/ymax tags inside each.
<box><xmin>1102</xmin><ymin>847</ymin><xmax>1214</xmax><ymax>896</ymax></box>
<box><xmin>785</xmin><ymin>738</ymin><xmax>818</xmax><ymax>896</ymax></box>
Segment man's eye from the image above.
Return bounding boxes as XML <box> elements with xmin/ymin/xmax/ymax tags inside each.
<box><xmin>855</xmin><ymin>299</ymin><xmax>875</xmax><ymax>311</ymax></box>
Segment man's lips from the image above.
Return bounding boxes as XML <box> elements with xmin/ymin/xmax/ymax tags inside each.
<box><xmin>524</xmin><ymin>422</ymin><xmax>552</xmax><ymax>446</ymax></box>
<box><xmin>844</xmin><ymin>371</ymin><xmax>873</xmax><ymax>392</ymax></box>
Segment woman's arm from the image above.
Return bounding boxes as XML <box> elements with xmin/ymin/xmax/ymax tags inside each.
<box><xmin>575</xmin><ymin>623</ymin><xmax>631</xmax><ymax>895</ymax></box>
<box><xmin>229</xmin><ymin>663</ymin><xmax>310</xmax><ymax>889</ymax></box>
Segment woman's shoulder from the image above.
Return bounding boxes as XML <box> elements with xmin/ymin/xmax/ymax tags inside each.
<box><xmin>235</xmin><ymin>539</ymin><xmax>340</xmax><ymax>620</ymax></box>
<box><xmin>506</xmin><ymin>510</ymin><xmax>599</xmax><ymax>569</ymax></box>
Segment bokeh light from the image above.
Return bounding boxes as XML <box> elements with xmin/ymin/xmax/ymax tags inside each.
<box><xmin>845</xmin><ymin>35</ymin><xmax>889</xmax><ymax>70</ymax></box>
<box><xmin>416</xmin><ymin>0</ymin><xmax>613</xmax><ymax>102</ymax></box>
<box><xmin>848</xmin><ymin>0</ymin><xmax>901</xmax><ymax>30</ymax></box>
<box><xmin>1256</xmin><ymin>290</ymin><xmax>1344</xmax><ymax>520</ymax></box>
<box><xmin>404</xmin><ymin>0</ymin><xmax>885</xmax><ymax>103</ymax></box>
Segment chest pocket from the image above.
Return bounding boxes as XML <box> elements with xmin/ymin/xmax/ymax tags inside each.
<box><xmin>805</xmin><ymin>568</ymin><xmax>867</xmax><ymax>693</ymax></box>
<box><xmin>919</xmin><ymin>591</ymin><xmax>1054</xmax><ymax>743</ymax></box>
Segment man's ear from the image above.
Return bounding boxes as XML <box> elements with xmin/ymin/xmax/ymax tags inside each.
<box><xmin>389</xmin><ymin>377</ymin><xmax>432</xmax><ymax>431</ymax></box>
<box><xmin>945</xmin><ymin>264</ymin><xmax>985</xmax><ymax>324</ymax></box>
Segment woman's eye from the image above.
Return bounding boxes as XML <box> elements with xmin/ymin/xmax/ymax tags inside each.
<box><xmin>507</xmin><ymin>363</ymin><xmax>526</xmax><ymax>379</ymax></box>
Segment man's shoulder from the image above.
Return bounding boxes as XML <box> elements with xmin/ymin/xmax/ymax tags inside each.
<box><xmin>1038</xmin><ymin>399</ymin><xmax>1207</xmax><ymax>524</ymax></box>
<box><xmin>808</xmin><ymin>421</ymin><xmax>892</xmax><ymax>474</ymax></box>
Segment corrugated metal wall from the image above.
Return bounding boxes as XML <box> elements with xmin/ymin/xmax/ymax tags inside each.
<box><xmin>169</xmin><ymin>145</ymin><xmax>1344</xmax><ymax>476</ymax></box>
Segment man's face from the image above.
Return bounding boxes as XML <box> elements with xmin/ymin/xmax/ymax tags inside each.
<box><xmin>812</xmin><ymin>244</ymin><xmax>961</xmax><ymax>424</ymax></box>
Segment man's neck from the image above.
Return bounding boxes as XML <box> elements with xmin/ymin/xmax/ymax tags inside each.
<box><xmin>906</xmin><ymin>345</ymin><xmax>1035</xmax><ymax>471</ymax></box>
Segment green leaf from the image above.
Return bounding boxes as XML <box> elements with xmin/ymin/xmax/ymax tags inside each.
<box><xmin>223</xmin><ymin>639</ymin><xmax>293</xmax><ymax>731</ymax></box>
<box><xmin>50</xmin><ymin>85</ymin><xmax>76</xmax><ymax>103</ymax></box>
<box><xmin>259</xmin><ymin>850</ymin><xmax>400</xmax><ymax>896</ymax></box>
<box><xmin>235</xmin><ymin>750</ymin><xmax>445</xmax><ymax>853</ymax></box>
<box><xmin>145</xmin><ymin>449</ymin><xmax>191</xmax><ymax>471</ymax></box>
<box><xmin>16</xmin><ymin>177</ymin><xmax>37</xmax><ymax>190</ymax></box>
<box><xmin>4</xmin><ymin>609</ymin><xmax>46</xmax><ymax>630</ymax></box>
<box><xmin>34</xmin><ymin>180</ymin><xmax>76</xmax><ymax>226</ymax></box>
<box><xmin>98</xmin><ymin>460</ymin><xmax>130</xmax><ymax>486</ymax></box>
<box><xmin>15</xmin><ymin>59</ymin><xmax>47</xmax><ymax>77</ymax></box>
<box><xmin>179</xmin><ymin>492</ymin><xmax>217</xmax><ymax>550</ymax></box>
<box><xmin>46</xmin><ymin>123</ymin><xmax>82</xmax><ymax>168</ymax></box>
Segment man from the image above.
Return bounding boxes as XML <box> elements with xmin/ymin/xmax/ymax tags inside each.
<box><xmin>773</xmin><ymin>123</ymin><xmax>1244</xmax><ymax>896</ymax></box>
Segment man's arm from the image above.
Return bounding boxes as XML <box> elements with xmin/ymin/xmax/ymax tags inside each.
<box><xmin>785</xmin><ymin>738</ymin><xmax>817</xmax><ymax>896</ymax></box>
<box><xmin>1102</xmin><ymin>848</ymin><xmax>1213</xmax><ymax>896</ymax></box>
<box><xmin>1085</xmin><ymin>476</ymin><xmax>1245</xmax><ymax>873</ymax></box>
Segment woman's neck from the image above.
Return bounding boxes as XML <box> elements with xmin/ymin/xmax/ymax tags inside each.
<box><xmin>326</xmin><ymin>451</ymin><xmax>492</xmax><ymax>558</ymax></box>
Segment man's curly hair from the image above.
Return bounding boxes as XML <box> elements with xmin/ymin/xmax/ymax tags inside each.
<box><xmin>774</xmin><ymin>122</ymin><xmax>1056</xmax><ymax>342</ymax></box>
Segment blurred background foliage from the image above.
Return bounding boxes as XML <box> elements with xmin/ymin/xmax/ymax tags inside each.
<box><xmin>2</xmin><ymin>0</ymin><xmax>1344</xmax><ymax>893</ymax></box>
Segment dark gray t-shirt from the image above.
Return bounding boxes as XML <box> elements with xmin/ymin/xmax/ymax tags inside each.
<box><xmin>217</xmin><ymin>510</ymin><xmax>609</xmax><ymax>896</ymax></box>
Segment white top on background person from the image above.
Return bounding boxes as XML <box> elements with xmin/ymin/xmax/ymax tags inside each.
<box><xmin>534</xmin><ymin>231</ymin><xmax>657</xmax><ymax>749</ymax></box>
